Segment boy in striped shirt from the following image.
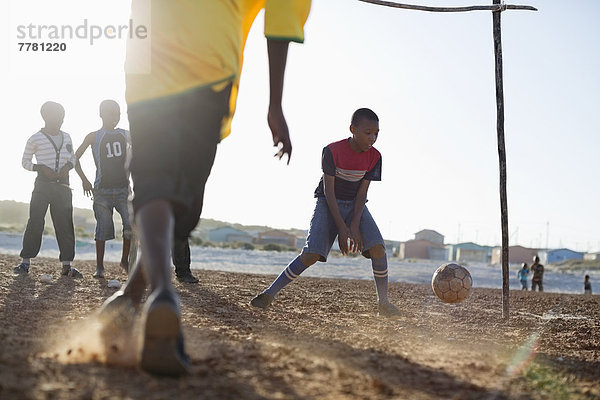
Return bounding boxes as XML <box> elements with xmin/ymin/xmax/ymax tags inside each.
<box><xmin>14</xmin><ymin>101</ymin><xmax>83</xmax><ymax>278</ymax></box>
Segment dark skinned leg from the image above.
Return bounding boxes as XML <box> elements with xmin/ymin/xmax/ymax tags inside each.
<box><xmin>99</xmin><ymin>252</ymin><xmax>147</xmax><ymax>317</ymax></box>
<box><xmin>136</xmin><ymin>199</ymin><xmax>188</xmax><ymax>375</ymax></box>
<box><xmin>300</xmin><ymin>252</ymin><xmax>321</xmax><ymax>267</ymax></box>
<box><xmin>94</xmin><ymin>240</ymin><xmax>106</xmax><ymax>278</ymax></box>
<box><xmin>136</xmin><ymin>199</ymin><xmax>174</xmax><ymax>293</ymax></box>
<box><xmin>120</xmin><ymin>237</ymin><xmax>131</xmax><ymax>272</ymax></box>
<box><xmin>369</xmin><ymin>244</ymin><xmax>386</xmax><ymax>259</ymax></box>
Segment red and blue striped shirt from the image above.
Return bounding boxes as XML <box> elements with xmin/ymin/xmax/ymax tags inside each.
<box><xmin>314</xmin><ymin>138</ymin><xmax>382</xmax><ymax>200</ymax></box>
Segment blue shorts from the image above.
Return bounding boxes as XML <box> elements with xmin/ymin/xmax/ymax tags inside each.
<box><xmin>93</xmin><ymin>187</ymin><xmax>132</xmax><ymax>241</ymax></box>
<box><xmin>302</xmin><ymin>197</ymin><xmax>385</xmax><ymax>262</ymax></box>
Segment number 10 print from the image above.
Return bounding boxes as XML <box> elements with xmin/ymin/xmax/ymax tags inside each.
<box><xmin>105</xmin><ymin>141</ymin><xmax>122</xmax><ymax>158</ymax></box>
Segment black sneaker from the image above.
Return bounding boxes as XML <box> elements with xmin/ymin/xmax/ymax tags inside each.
<box><xmin>13</xmin><ymin>263</ymin><xmax>30</xmax><ymax>274</ymax></box>
<box><xmin>140</xmin><ymin>292</ymin><xmax>190</xmax><ymax>376</ymax></box>
<box><xmin>62</xmin><ymin>266</ymin><xmax>83</xmax><ymax>278</ymax></box>
<box><xmin>378</xmin><ymin>302</ymin><xmax>401</xmax><ymax>318</ymax></box>
<box><xmin>176</xmin><ymin>272</ymin><xmax>199</xmax><ymax>284</ymax></box>
<box><xmin>250</xmin><ymin>292</ymin><xmax>274</xmax><ymax>309</ymax></box>
<box><xmin>175</xmin><ymin>266</ymin><xmax>199</xmax><ymax>284</ymax></box>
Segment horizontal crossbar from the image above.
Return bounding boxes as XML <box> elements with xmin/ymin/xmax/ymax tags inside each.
<box><xmin>359</xmin><ymin>0</ymin><xmax>537</xmax><ymax>12</ymax></box>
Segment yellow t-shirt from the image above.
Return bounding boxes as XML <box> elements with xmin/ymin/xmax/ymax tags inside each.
<box><xmin>125</xmin><ymin>0</ymin><xmax>311</xmax><ymax>139</ymax></box>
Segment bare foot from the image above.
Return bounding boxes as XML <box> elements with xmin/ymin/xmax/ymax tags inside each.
<box><xmin>120</xmin><ymin>261</ymin><xmax>129</xmax><ymax>273</ymax></box>
<box><xmin>93</xmin><ymin>267</ymin><xmax>105</xmax><ymax>279</ymax></box>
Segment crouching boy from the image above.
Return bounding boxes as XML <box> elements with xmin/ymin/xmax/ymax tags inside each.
<box><xmin>251</xmin><ymin>108</ymin><xmax>400</xmax><ymax>317</ymax></box>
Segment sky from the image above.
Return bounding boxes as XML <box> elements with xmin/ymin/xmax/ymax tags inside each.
<box><xmin>1</xmin><ymin>0</ymin><xmax>599</xmax><ymax>252</ymax></box>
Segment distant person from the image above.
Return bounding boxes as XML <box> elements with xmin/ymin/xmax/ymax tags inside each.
<box><xmin>584</xmin><ymin>275</ymin><xmax>592</xmax><ymax>295</ymax></box>
<box><xmin>14</xmin><ymin>101</ymin><xmax>83</xmax><ymax>278</ymax></box>
<box><xmin>531</xmin><ymin>255</ymin><xmax>544</xmax><ymax>292</ymax></box>
<box><xmin>74</xmin><ymin>100</ymin><xmax>132</xmax><ymax>279</ymax></box>
<box><xmin>98</xmin><ymin>0</ymin><xmax>312</xmax><ymax>376</ymax></box>
<box><xmin>250</xmin><ymin>108</ymin><xmax>401</xmax><ymax>318</ymax></box>
<box><xmin>518</xmin><ymin>262</ymin><xmax>529</xmax><ymax>291</ymax></box>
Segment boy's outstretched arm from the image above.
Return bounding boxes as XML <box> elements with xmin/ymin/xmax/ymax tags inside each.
<box><xmin>323</xmin><ymin>174</ymin><xmax>352</xmax><ymax>255</ymax></box>
<box><xmin>267</xmin><ymin>39</ymin><xmax>292</xmax><ymax>164</ymax></box>
<box><xmin>74</xmin><ymin>133</ymin><xmax>94</xmax><ymax>197</ymax></box>
<box><xmin>349</xmin><ymin>179</ymin><xmax>371</xmax><ymax>253</ymax></box>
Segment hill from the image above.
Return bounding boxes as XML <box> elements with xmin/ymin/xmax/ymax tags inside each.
<box><xmin>0</xmin><ymin>200</ymin><xmax>96</xmax><ymax>236</ymax></box>
<box><xmin>0</xmin><ymin>200</ymin><xmax>305</xmax><ymax>239</ymax></box>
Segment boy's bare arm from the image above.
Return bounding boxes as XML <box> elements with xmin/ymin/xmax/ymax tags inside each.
<box><xmin>74</xmin><ymin>133</ymin><xmax>94</xmax><ymax>196</ymax></box>
<box><xmin>267</xmin><ymin>39</ymin><xmax>292</xmax><ymax>164</ymax></box>
<box><xmin>349</xmin><ymin>179</ymin><xmax>371</xmax><ymax>253</ymax></box>
<box><xmin>323</xmin><ymin>174</ymin><xmax>352</xmax><ymax>255</ymax></box>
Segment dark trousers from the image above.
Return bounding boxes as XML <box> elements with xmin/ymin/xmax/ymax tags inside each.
<box><xmin>531</xmin><ymin>278</ymin><xmax>543</xmax><ymax>292</ymax></box>
<box><xmin>20</xmin><ymin>180</ymin><xmax>75</xmax><ymax>262</ymax></box>
<box><xmin>128</xmin><ymin>85</ymin><xmax>230</xmax><ymax>272</ymax></box>
<box><xmin>172</xmin><ymin>237</ymin><xmax>190</xmax><ymax>269</ymax></box>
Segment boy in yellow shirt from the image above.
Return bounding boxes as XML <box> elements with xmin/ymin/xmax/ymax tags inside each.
<box><xmin>101</xmin><ymin>0</ymin><xmax>311</xmax><ymax>376</ymax></box>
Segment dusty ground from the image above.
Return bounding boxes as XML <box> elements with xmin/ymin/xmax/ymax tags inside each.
<box><xmin>0</xmin><ymin>254</ymin><xmax>599</xmax><ymax>400</ymax></box>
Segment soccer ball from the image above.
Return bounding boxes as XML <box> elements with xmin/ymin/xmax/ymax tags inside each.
<box><xmin>431</xmin><ymin>263</ymin><xmax>472</xmax><ymax>303</ymax></box>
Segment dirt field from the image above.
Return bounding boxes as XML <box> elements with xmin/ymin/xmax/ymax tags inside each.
<box><xmin>0</xmin><ymin>253</ymin><xmax>599</xmax><ymax>400</ymax></box>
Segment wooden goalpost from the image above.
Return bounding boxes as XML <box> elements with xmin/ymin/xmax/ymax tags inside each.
<box><xmin>359</xmin><ymin>0</ymin><xmax>537</xmax><ymax>320</ymax></box>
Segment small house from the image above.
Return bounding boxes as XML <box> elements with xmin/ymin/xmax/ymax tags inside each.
<box><xmin>538</xmin><ymin>248</ymin><xmax>583</xmax><ymax>264</ymax></box>
<box><xmin>446</xmin><ymin>242</ymin><xmax>489</xmax><ymax>263</ymax></box>
<box><xmin>257</xmin><ymin>229</ymin><xmax>297</xmax><ymax>247</ymax></box>
<box><xmin>209</xmin><ymin>226</ymin><xmax>253</xmax><ymax>243</ymax></box>
<box><xmin>414</xmin><ymin>229</ymin><xmax>444</xmax><ymax>245</ymax></box>
<box><xmin>399</xmin><ymin>239</ymin><xmax>447</xmax><ymax>260</ymax></box>
<box><xmin>491</xmin><ymin>245</ymin><xmax>538</xmax><ymax>265</ymax></box>
<box><xmin>584</xmin><ymin>252</ymin><xmax>600</xmax><ymax>261</ymax></box>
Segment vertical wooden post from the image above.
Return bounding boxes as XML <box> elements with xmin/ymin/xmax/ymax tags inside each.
<box><xmin>492</xmin><ymin>0</ymin><xmax>510</xmax><ymax>320</ymax></box>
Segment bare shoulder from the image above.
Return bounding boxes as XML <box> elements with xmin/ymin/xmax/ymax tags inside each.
<box><xmin>75</xmin><ymin>132</ymin><xmax>96</xmax><ymax>154</ymax></box>
<box><xmin>82</xmin><ymin>131</ymin><xmax>97</xmax><ymax>144</ymax></box>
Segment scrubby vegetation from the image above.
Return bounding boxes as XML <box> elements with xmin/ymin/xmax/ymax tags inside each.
<box><xmin>550</xmin><ymin>259</ymin><xmax>600</xmax><ymax>271</ymax></box>
<box><xmin>262</xmin><ymin>243</ymin><xmax>297</xmax><ymax>252</ymax></box>
<box><xmin>0</xmin><ymin>200</ymin><xmax>303</xmax><ymax>252</ymax></box>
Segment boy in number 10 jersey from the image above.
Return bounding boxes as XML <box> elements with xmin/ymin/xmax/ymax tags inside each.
<box><xmin>75</xmin><ymin>100</ymin><xmax>132</xmax><ymax>279</ymax></box>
